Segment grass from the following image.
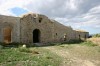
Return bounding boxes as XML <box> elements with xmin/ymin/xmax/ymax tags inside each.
<box><xmin>81</xmin><ymin>41</ymin><xmax>98</xmax><ymax>47</ymax></box>
<box><xmin>56</xmin><ymin>41</ymin><xmax>100</xmax><ymax>62</ymax></box>
<box><xmin>0</xmin><ymin>40</ymin><xmax>100</xmax><ymax>66</ymax></box>
<box><xmin>87</xmin><ymin>38</ymin><xmax>100</xmax><ymax>46</ymax></box>
<box><xmin>0</xmin><ymin>46</ymin><xmax>61</xmax><ymax>66</ymax></box>
<box><xmin>59</xmin><ymin>40</ymin><xmax>98</xmax><ymax>47</ymax></box>
<box><xmin>18</xmin><ymin>47</ymin><xmax>32</xmax><ymax>53</ymax></box>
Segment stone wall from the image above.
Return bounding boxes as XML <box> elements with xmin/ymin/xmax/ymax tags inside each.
<box><xmin>0</xmin><ymin>15</ymin><xmax>20</xmax><ymax>43</ymax></box>
<box><xmin>74</xmin><ymin>30</ymin><xmax>89</xmax><ymax>40</ymax></box>
<box><xmin>51</xmin><ymin>20</ymin><xmax>75</xmax><ymax>42</ymax></box>
<box><xmin>20</xmin><ymin>13</ymin><xmax>53</xmax><ymax>44</ymax></box>
<box><xmin>0</xmin><ymin>13</ymin><xmax>89</xmax><ymax>44</ymax></box>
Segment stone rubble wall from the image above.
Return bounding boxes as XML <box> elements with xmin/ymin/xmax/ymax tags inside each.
<box><xmin>74</xmin><ymin>31</ymin><xmax>89</xmax><ymax>40</ymax></box>
<box><xmin>0</xmin><ymin>15</ymin><xmax>20</xmax><ymax>43</ymax></box>
<box><xmin>20</xmin><ymin>14</ymin><xmax>53</xmax><ymax>43</ymax></box>
<box><xmin>0</xmin><ymin>13</ymin><xmax>89</xmax><ymax>44</ymax></box>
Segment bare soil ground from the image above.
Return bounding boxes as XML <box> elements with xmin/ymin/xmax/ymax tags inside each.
<box><xmin>43</xmin><ymin>44</ymin><xmax>100</xmax><ymax>66</ymax></box>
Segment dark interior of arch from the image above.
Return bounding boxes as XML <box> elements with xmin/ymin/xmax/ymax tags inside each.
<box><xmin>33</xmin><ymin>29</ymin><xmax>40</xmax><ymax>43</ymax></box>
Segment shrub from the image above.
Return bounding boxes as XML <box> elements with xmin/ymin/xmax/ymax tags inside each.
<box><xmin>62</xmin><ymin>39</ymin><xmax>84</xmax><ymax>44</ymax></box>
<box><xmin>0</xmin><ymin>45</ymin><xmax>4</xmax><ymax>49</ymax></box>
<box><xmin>0</xmin><ymin>42</ymin><xmax>26</xmax><ymax>48</ymax></box>
<box><xmin>18</xmin><ymin>47</ymin><xmax>32</xmax><ymax>53</ymax></box>
<box><xmin>0</xmin><ymin>42</ymin><xmax>6</xmax><ymax>46</ymax></box>
<box><xmin>93</xmin><ymin>34</ymin><xmax>100</xmax><ymax>37</ymax></box>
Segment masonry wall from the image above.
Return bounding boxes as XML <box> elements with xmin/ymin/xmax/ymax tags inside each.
<box><xmin>74</xmin><ymin>31</ymin><xmax>89</xmax><ymax>40</ymax></box>
<box><xmin>0</xmin><ymin>13</ymin><xmax>89</xmax><ymax>44</ymax></box>
<box><xmin>0</xmin><ymin>15</ymin><xmax>20</xmax><ymax>43</ymax></box>
<box><xmin>51</xmin><ymin>20</ymin><xmax>75</xmax><ymax>42</ymax></box>
<box><xmin>80</xmin><ymin>32</ymin><xmax>89</xmax><ymax>40</ymax></box>
<box><xmin>20</xmin><ymin>14</ymin><xmax>53</xmax><ymax>44</ymax></box>
<box><xmin>20</xmin><ymin>13</ymin><xmax>89</xmax><ymax>44</ymax></box>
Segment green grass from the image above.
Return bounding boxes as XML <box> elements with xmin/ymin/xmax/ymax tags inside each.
<box><xmin>59</xmin><ymin>40</ymin><xmax>97</xmax><ymax>47</ymax></box>
<box><xmin>81</xmin><ymin>41</ymin><xmax>98</xmax><ymax>47</ymax></box>
<box><xmin>0</xmin><ymin>47</ymin><xmax>61</xmax><ymax>66</ymax></box>
<box><xmin>0</xmin><ymin>41</ymin><xmax>99</xmax><ymax>66</ymax></box>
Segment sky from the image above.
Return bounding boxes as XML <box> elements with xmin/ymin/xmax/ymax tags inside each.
<box><xmin>0</xmin><ymin>0</ymin><xmax>100</xmax><ymax>34</ymax></box>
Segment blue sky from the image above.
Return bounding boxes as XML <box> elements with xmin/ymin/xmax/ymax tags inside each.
<box><xmin>0</xmin><ymin>0</ymin><xmax>100</xmax><ymax>34</ymax></box>
<box><xmin>10</xmin><ymin>7</ymin><xmax>28</xmax><ymax>16</ymax></box>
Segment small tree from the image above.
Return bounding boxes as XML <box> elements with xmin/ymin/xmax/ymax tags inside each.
<box><xmin>93</xmin><ymin>33</ymin><xmax>100</xmax><ymax>37</ymax></box>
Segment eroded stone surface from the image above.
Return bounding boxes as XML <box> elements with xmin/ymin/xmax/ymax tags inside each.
<box><xmin>0</xmin><ymin>13</ymin><xmax>89</xmax><ymax>44</ymax></box>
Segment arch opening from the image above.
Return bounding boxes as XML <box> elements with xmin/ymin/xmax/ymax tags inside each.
<box><xmin>33</xmin><ymin>29</ymin><xmax>40</xmax><ymax>43</ymax></box>
<box><xmin>3</xmin><ymin>27</ymin><xmax>12</xmax><ymax>43</ymax></box>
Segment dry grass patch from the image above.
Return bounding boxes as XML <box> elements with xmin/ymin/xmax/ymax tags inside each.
<box><xmin>87</xmin><ymin>38</ymin><xmax>100</xmax><ymax>46</ymax></box>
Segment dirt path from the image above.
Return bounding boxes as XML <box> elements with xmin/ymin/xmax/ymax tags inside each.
<box><xmin>43</xmin><ymin>46</ymin><xmax>97</xmax><ymax>66</ymax></box>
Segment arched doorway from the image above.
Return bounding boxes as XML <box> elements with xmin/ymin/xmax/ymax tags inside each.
<box><xmin>33</xmin><ymin>29</ymin><xmax>40</xmax><ymax>43</ymax></box>
<box><xmin>3</xmin><ymin>27</ymin><xmax>12</xmax><ymax>43</ymax></box>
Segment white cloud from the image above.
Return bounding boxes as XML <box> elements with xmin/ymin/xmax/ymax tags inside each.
<box><xmin>0</xmin><ymin>0</ymin><xmax>32</xmax><ymax>16</ymax></box>
<box><xmin>0</xmin><ymin>0</ymin><xmax>100</xmax><ymax>34</ymax></box>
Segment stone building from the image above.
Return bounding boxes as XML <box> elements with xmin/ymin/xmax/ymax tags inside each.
<box><xmin>0</xmin><ymin>13</ymin><xmax>89</xmax><ymax>44</ymax></box>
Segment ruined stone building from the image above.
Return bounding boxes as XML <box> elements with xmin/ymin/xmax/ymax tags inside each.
<box><xmin>0</xmin><ymin>13</ymin><xmax>89</xmax><ymax>44</ymax></box>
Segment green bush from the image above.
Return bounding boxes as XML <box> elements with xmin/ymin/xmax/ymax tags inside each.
<box><xmin>93</xmin><ymin>34</ymin><xmax>100</xmax><ymax>37</ymax></box>
<box><xmin>0</xmin><ymin>42</ymin><xmax>25</xmax><ymax>48</ymax></box>
<box><xmin>0</xmin><ymin>45</ymin><xmax>4</xmax><ymax>49</ymax></box>
<box><xmin>18</xmin><ymin>47</ymin><xmax>32</xmax><ymax>53</ymax></box>
<box><xmin>62</xmin><ymin>39</ymin><xmax>83</xmax><ymax>44</ymax></box>
<box><xmin>0</xmin><ymin>42</ymin><xmax>5</xmax><ymax>46</ymax></box>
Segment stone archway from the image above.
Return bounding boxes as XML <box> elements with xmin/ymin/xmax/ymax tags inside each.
<box><xmin>3</xmin><ymin>27</ymin><xmax>12</xmax><ymax>43</ymax></box>
<box><xmin>33</xmin><ymin>29</ymin><xmax>40</xmax><ymax>43</ymax></box>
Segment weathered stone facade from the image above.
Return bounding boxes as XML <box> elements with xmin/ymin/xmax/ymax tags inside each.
<box><xmin>0</xmin><ymin>13</ymin><xmax>89</xmax><ymax>44</ymax></box>
<box><xmin>0</xmin><ymin>15</ymin><xmax>20</xmax><ymax>43</ymax></box>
